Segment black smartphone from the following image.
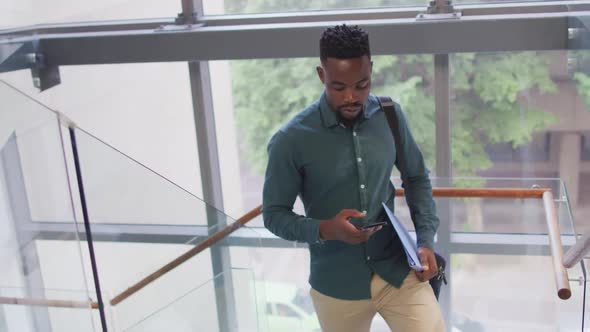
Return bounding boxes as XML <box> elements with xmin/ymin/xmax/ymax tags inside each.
<box><xmin>357</xmin><ymin>221</ymin><xmax>387</xmax><ymax>231</ymax></box>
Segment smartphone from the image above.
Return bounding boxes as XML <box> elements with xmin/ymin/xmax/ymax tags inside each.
<box><xmin>357</xmin><ymin>221</ymin><xmax>387</xmax><ymax>231</ymax></box>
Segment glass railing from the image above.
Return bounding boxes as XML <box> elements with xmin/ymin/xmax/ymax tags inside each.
<box><xmin>67</xmin><ymin>126</ymin><xmax>264</xmax><ymax>330</ymax></box>
<box><xmin>124</xmin><ymin>268</ymin><xmax>262</xmax><ymax>332</ymax></box>
<box><xmin>241</xmin><ymin>178</ymin><xmax>586</xmax><ymax>332</ymax></box>
<box><xmin>395</xmin><ymin>177</ymin><xmax>585</xmax><ymax>331</ymax></box>
<box><xmin>103</xmin><ymin>223</ymin><xmax>264</xmax><ymax>331</ymax></box>
<box><xmin>2</xmin><ymin>73</ymin><xmax>588</xmax><ymax>331</ymax></box>
<box><xmin>0</xmin><ymin>80</ymin><xmax>96</xmax><ymax>331</ymax></box>
<box><xmin>0</xmin><ymin>79</ymin><xmax>266</xmax><ymax>331</ymax></box>
<box><xmin>3</xmin><ymin>5</ymin><xmax>590</xmax><ymax>328</ymax></box>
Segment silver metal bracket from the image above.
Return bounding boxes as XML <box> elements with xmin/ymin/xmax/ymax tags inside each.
<box><xmin>154</xmin><ymin>23</ymin><xmax>205</xmax><ymax>33</ymax></box>
<box><xmin>417</xmin><ymin>0</ymin><xmax>461</xmax><ymax>21</ymax></box>
<box><xmin>26</xmin><ymin>52</ymin><xmax>61</xmax><ymax>92</ymax></box>
<box><xmin>569</xmin><ymin>28</ymin><xmax>582</xmax><ymax>41</ymax></box>
<box><xmin>568</xmin><ymin>276</ymin><xmax>586</xmax><ymax>286</ymax></box>
<box><xmin>175</xmin><ymin>12</ymin><xmax>201</xmax><ymax>25</ymax></box>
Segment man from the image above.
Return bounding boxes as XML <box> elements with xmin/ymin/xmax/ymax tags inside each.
<box><xmin>262</xmin><ymin>24</ymin><xmax>444</xmax><ymax>332</ymax></box>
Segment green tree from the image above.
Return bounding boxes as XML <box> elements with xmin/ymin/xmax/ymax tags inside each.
<box><xmin>571</xmin><ymin>51</ymin><xmax>590</xmax><ymax>111</ymax></box>
<box><xmin>229</xmin><ymin>1</ymin><xmax>558</xmax><ymax>177</ymax></box>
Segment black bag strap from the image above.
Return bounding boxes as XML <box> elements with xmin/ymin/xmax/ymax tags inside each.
<box><xmin>377</xmin><ymin>96</ymin><xmax>405</xmax><ymax>181</ymax></box>
<box><xmin>377</xmin><ymin>96</ymin><xmax>448</xmax><ymax>295</ymax></box>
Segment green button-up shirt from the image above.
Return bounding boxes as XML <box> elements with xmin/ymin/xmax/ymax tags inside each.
<box><xmin>262</xmin><ymin>93</ymin><xmax>439</xmax><ymax>300</ymax></box>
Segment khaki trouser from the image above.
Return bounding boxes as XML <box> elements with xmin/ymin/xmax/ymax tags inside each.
<box><xmin>310</xmin><ymin>272</ymin><xmax>445</xmax><ymax>332</ymax></box>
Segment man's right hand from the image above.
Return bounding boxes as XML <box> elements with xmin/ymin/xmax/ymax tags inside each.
<box><xmin>319</xmin><ymin>209</ymin><xmax>382</xmax><ymax>244</ymax></box>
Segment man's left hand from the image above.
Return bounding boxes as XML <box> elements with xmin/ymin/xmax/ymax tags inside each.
<box><xmin>415</xmin><ymin>247</ymin><xmax>438</xmax><ymax>282</ymax></box>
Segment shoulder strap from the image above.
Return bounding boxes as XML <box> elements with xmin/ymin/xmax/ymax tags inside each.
<box><xmin>377</xmin><ymin>96</ymin><xmax>403</xmax><ymax>177</ymax></box>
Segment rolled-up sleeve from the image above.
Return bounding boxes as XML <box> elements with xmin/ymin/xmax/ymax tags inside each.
<box><xmin>394</xmin><ymin>105</ymin><xmax>439</xmax><ymax>249</ymax></box>
<box><xmin>262</xmin><ymin>131</ymin><xmax>323</xmax><ymax>244</ymax></box>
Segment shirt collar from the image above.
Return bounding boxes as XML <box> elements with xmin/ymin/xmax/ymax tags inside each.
<box><xmin>319</xmin><ymin>91</ymin><xmax>374</xmax><ymax>128</ymax></box>
<box><xmin>319</xmin><ymin>91</ymin><xmax>339</xmax><ymax>128</ymax></box>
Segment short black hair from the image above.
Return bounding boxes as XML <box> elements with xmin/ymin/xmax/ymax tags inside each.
<box><xmin>319</xmin><ymin>24</ymin><xmax>371</xmax><ymax>62</ymax></box>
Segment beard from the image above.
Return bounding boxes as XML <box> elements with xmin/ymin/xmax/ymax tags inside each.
<box><xmin>336</xmin><ymin>103</ymin><xmax>364</xmax><ymax>128</ymax></box>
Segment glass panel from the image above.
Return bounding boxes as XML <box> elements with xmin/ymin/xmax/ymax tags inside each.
<box><xmin>235</xmin><ymin>194</ymin><xmax>583</xmax><ymax>332</ymax></box>
<box><xmin>99</xmin><ymin>242</ymin><xmax>214</xmax><ymax>330</ymax></box>
<box><xmin>66</xmin><ymin>224</ymin><xmax>264</xmax><ymax>330</ymax></box>
<box><xmin>212</xmin><ymin>55</ymin><xmax>434</xmax><ymax>224</ymax></box>
<box><xmin>0</xmin><ymin>82</ymin><xmax>74</xmax><ymax>223</ymax></box>
<box><xmin>72</xmin><ymin>127</ymin><xmax>207</xmax><ymax>225</ymax></box>
<box><xmin>0</xmin><ymin>63</ymin><xmax>201</xmax><ymax>198</ymax></box>
<box><xmin>390</xmin><ymin>177</ymin><xmax>576</xmax><ymax>237</ymax></box>
<box><xmin>451</xmin><ymin>254</ymin><xmax>584</xmax><ymax>331</ymax></box>
<box><xmin>230</xmin><ymin>246</ymin><xmax>320</xmax><ymax>332</ymax></box>
<box><xmin>451</xmin><ymin>50</ymin><xmax>590</xmax><ymax>234</ymax></box>
<box><xmin>411</xmin><ymin>177</ymin><xmax>573</xmax><ymax>236</ymax></box>
<box><xmin>125</xmin><ymin>268</ymin><xmax>261</xmax><ymax>332</ymax></box>
<box><xmin>80</xmin><ymin>217</ymin><xmax>263</xmax><ymax>330</ymax></box>
<box><xmin>0</xmin><ymin>1</ymin><xmax>178</xmax><ymax>28</ymax></box>
<box><xmin>0</xmin><ymin>80</ymin><xmax>94</xmax><ymax>331</ymax></box>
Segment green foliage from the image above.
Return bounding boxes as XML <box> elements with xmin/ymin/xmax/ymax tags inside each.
<box><xmin>232</xmin><ymin>58</ymin><xmax>322</xmax><ymax>172</ymax></box>
<box><xmin>574</xmin><ymin>72</ymin><xmax>590</xmax><ymax>111</ymax></box>
<box><xmin>227</xmin><ymin>1</ymin><xmax>559</xmax><ymax>177</ymax></box>
<box><xmin>569</xmin><ymin>51</ymin><xmax>590</xmax><ymax>112</ymax></box>
<box><xmin>451</xmin><ymin>53</ymin><xmax>557</xmax><ymax>176</ymax></box>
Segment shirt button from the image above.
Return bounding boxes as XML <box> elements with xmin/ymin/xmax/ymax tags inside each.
<box><xmin>357</xmin><ymin>157</ymin><xmax>362</xmax><ymax>163</ymax></box>
<box><xmin>353</xmin><ymin>131</ymin><xmax>357</xmax><ymax>136</ymax></box>
<box><xmin>367</xmin><ymin>256</ymin><xmax>371</xmax><ymax>260</ymax></box>
<box><xmin>360</xmin><ymin>184</ymin><xmax>365</xmax><ymax>189</ymax></box>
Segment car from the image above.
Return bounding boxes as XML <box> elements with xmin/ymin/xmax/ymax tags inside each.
<box><xmin>255</xmin><ymin>281</ymin><xmax>321</xmax><ymax>332</ymax></box>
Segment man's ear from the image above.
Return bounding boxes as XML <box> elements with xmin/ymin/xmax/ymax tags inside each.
<box><xmin>316</xmin><ymin>66</ymin><xmax>325</xmax><ymax>84</ymax></box>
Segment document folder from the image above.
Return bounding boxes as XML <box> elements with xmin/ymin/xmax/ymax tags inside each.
<box><xmin>381</xmin><ymin>202</ymin><xmax>424</xmax><ymax>272</ymax></box>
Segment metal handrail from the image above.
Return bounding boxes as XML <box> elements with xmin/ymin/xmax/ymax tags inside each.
<box><xmin>542</xmin><ymin>191</ymin><xmax>572</xmax><ymax>300</ymax></box>
<box><xmin>564</xmin><ymin>230</ymin><xmax>590</xmax><ymax>269</ymax></box>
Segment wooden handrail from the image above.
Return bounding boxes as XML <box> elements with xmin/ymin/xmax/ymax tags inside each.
<box><xmin>110</xmin><ymin>205</ymin><xmax>262</xmax><ymax>306</ymax></box>
<box><xmin>0</xmin><ymin>296</ymin><xmax>99</xmax><ymax>309</ymax></box>
<box><xmin>403</xmin><ymin>187</ymin><xmax>547</xmax><ymax>199</ymax></box>
<box><xmin>108</xmin><ymin>187</ymin><xmax>570</xmax><ymax>306</ymax></box>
